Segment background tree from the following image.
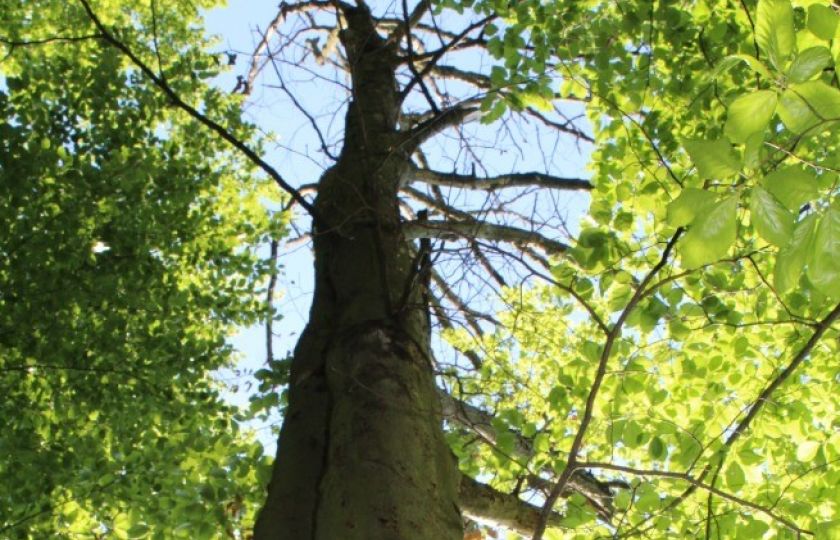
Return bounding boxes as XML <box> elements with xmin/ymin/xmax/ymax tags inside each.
<box><xmin>3</xmin><ymin>0</ymin><xmax>840</xmax><ymax>539</ymax></box>
<box><xmin>0</xmin><ymin>1</ymin><xmax>280</xmax><ymax>537</ymax></box>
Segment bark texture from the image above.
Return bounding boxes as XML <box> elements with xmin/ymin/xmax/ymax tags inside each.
<box><xmin>253</xmin><ymin>4</ymin><xmax>462</xmax><ymax>539</ymax></box>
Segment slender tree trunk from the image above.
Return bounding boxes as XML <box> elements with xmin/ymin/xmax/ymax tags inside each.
<box><xmin>253</xmin><ymin>5</ymin><xmax>462</xmax><ymax>539</ymax></box>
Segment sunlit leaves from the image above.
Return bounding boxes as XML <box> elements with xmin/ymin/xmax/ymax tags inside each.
<box><xmin>807</xmin><ymin>4</ymin><xmax>840</xmax><ymax>41</ymax></box>
<box><xmin>756</xmin><ymin>0</ymin><xmax>795</xmax><ymax>70</ymax></box>
<box><xmin>796</xmin><ymin>440</ymin><xmax>821</xmax><ymax>462</ymax></box>
<box><xmin>750</xmin><ymin>186</ymin><xmax>793</xmax><ymax>246</ymax></box>
<box><xmin>0</xmin><ymin>0</ymin><xmax>276</xmax><ymax>536</ymax></box>
<box><xmin>683</xmin><ymin>139</ymin><xmax>741</xmax><ymax>179</ymax></box>
<box><xmin>788</xmin><ymin>47</ymin><xmax>832</xmax><ymax>84</ymax></box>
<box><xmin>762</xmin><ymin>166</ymin><xmax>820</xmax><ymax>211</ymax></box>
<box><xmin>453</xmin><ymin>0</ymin><xmax>840</xmax><ymax>536</ymax></box>
<box><xmin>815</xmin><ymin>519</ymin><xmax>840</xmax><ymax>540</ymax></box>
<box><xmin>774</xmin><ymin>213</ymin><xmax>817</xmax><ymax>293</ymax></box>
<box><xmin>666</xmin><ymin>188</ymin><xmax>718</xmax><ymax>227</ymax></box>
<box><xmin>725</xmin><ymin>462</ymin><xmax>746</xmax><ymax>491</ymax></box>
<box><xmin>724</xmin><ymin>90</ymin><xmax>777</xmax><ymax>143</ymax></box>
<box><xmin>777</xmin><ymin>80</ymin><xmax>840</xmax><ymax>133</ymax></box>
<box><xmin>807</xmin><ymin>208</ymin><xmax>840</xmax><ymax>298</ymax></box>
<box><xmin>714</xmin><ymin>54</ymin><xmax>773</xmax><ymax>80</ymax></box>
<box><xmin>678</xmin><ymin>194</ymin><xmax>739</xmax><ymax>268</ymax></box>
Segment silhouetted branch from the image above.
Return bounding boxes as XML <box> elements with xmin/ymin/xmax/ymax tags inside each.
<box><xmin>405</xmin><ymin>165</ymin><xmax>592</xmax><ymax>191</ymax></box>
<box><xmin>404</xmin><ymin>219</ymin><xmax>568</xmax><ymax>254</ymax></box>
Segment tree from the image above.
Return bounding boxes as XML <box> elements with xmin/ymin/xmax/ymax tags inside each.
<box><xmin>3</xmin><ymin>0</ymin><xmax>840</xmax><ymax>538</ymax></box>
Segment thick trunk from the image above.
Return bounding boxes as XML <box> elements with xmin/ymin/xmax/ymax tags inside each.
<box><xmin>253</xmin><ymin>5</ymin><xmax>462</xmax><ymax>539</ymax></box>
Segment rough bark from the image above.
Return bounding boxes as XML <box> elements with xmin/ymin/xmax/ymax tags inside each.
<box><xmin>253</xmin><ymin>4</ymin><xmax>462</xmax><ymax>539</ymax></box>
<box><xmin>459</xmin><ymin>475</ymin><xmax>564</xmax><ymax>537</ymax></box>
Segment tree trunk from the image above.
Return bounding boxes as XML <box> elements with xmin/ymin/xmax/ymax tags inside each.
<box><xmin>253</xmin><ymin>5</ymin><xmax>463</xmax><ymax>539</ymax></box>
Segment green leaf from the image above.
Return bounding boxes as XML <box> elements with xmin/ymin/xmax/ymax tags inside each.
<box><xmin>756</xmin><ymin>0</ymin><xmax>796</xmax><ymax>69</ymax></box>
<box><xmin>127</xmin><ymin>524</ymin><xmax>151</xmax><ymax>539</ymax></box>
<box><xmin>113</xmin><ymin>513</ymin><xmax>131</xmax><ymax>537</ymax></box>
<box><xmin>649</xmin><ymin>436</ymin><xmax>666</xmax><ymax>460</ymax></box>
<box><xmin>683</xmin><ymin>139</ymin><xmax>741</xmax><ymax>179</ymax></box>
<box><xmin>796</xmin><ymin>440</ymin><xmax>821</xmax><ymax>462</ymax></box>
<box><xmin>666</xmin><ymin>188</ymin><xmax>718</xmax><ymax>227</ymax></box>
<box><xmin>742</xmin><ymin>132</ymin><xmax>765</xmax><ymax>169</ymax></box>
<box><xmin>807</xmin><ymin>208</ymin><xmax>840</xmax><ymax>298</ymax></box>
<box><xmin>724</xmin><ymin>90</ymin><xmax>778</xmax><ymax>143</ymax></box>
<box><xmin>762</xmin><ymin>166</ymin><xmax>820</xmax><ymax>211</ymax></box>
<box><xmin>679</xmin><ymin>195</ymin><xmax>739</xmax><ymax>268</ymax></box>
<box><xmin>750</xmin><ymin>186</ymin><xmax>793</xmax><ymax>246</ymax></box>
<box><xmin>775</xmin><ymin>214</ymin><xmax>817</xmax><ymax>293</ymax></box>
<box><xmin>778</xmin><ymin>80</ymin><xmax>840</xmax><ymax>134</ymax></box>
<box><xmin>520</xmin><ymin>91</ymin><xmax>553</xmax><ymax>111</ymax></box>
<box><xmin>788</xmin><ymin>47</ymin><xmax>832</xmax><ymax>83</ymax></box>
<box><xmin>808</xmin><ymin>4</ymin><xmax>840</xmax><ymax>41</ymax></box>
<box><xmin>815</xmin><ymin>520</ymin><xmax>840</xmax><ymax>540</ymax></box>
<box><xmin>725</xmin><ymin>462</ymin><xmax>746</xmax><ymax>490</ymax></box>
<box><xmin>739</xmin><ymin>518</ymin><xmax>770</xmax><ymax>538</ymax></box>
<box><xmin>712</xmin><ymin>54</ymin><xmax>773</xmax><ymax>80</ymax></box>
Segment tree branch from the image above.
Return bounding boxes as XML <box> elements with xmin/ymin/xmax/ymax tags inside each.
<box><xmin>532</xmin><ymin>229</ymin><xmax>683</xmax><ymax>540</ymax></box>
<box><xmin>525</xmin><ymin>107</ymin><xmax>595</xmax><ymax>143</ymax></box>
<box><xmin>387</xmin><ymin>0</ymin><xmax>431</xmax><ymax>44</ymax></box>
<box><xmin>240</xmin><ymin>0</ymin><xmax>335</xmax><ymax>95</ymax></box>
<box><xmin>439</xmin><ymin>389</ymin><xmax>532</xmax><ymax>456</ymax></box>
<box><xmin>405</xmin><ymin>165</ymin><xmax>593</xmax><ymax>191</ymax></box>
<box><xmin>76</xmin><ymin>0</ymin><xmax>317</xmax><ymax>218</ymax></box>
<box><xmin>400</xmin><ymin>0</ymin><xmax>439</xmax><ymax>113</ymax></box>
<box><xmin>399</xmin><ymin>14</ymin><xmax>494</xmax><ymax>102</ymax></box>
<box><xmin>723</xmin><ymin>300</ymin><xmax>840</xmax><ymax>449</ymax></box>
<box><xmin>579</xmin><ymin>462</ymin><xmax>813</xmax><ymax>536</ymax></box>
<box><xmin>459</xmin><ymin>474</ymin><xmax>564</xmax><ymax>537</ymax></box>
<box><xmin>428</xmin><ymin>64</ymin><xmax>491</xmax><ymax>88</ymax></box>
<box><xmin>439</xmin><ymin>389</ymin><xmax>623</xmax><ymax>522</ymax></box>
<box><xmin>400</xmin><ymin>100</ymin><xmax>482</xmax><ymax>149</ymax></box>
<box><xmin>404</xmin><ymin>219</ymin><xmax>569</xmax><ymax>255</ymax></box>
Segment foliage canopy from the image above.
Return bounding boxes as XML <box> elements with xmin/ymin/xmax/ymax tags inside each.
<box><xmin>2</xmin><ymin>0</ymin><xmax>840</xmax><ymax>538</ymax></box>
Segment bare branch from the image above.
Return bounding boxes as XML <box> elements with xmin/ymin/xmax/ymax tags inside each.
<box><xmin>387</xmin><ymin>0</ymin><xmax>431</xmax><ymax>44</ymax></box>
<box><xmin>399</xmin><ymin>14</ymin><xmax>494</xmax><ymax>102</ymax></box>
<box><xmin>400</xmin><ymin>100</ymin><xmax>482</xmax><ymax>149</ymax></box>
<box><xmin>404</xmin><ymin>219</ymin><xmax>569</xmax><ymax>255</ymax></box>
<box><xmin>265</xmin><ymin>58</ymin><xmax>338</xmax><ymax>160</ymax></box>
<box><xmin>265</xmin><ymin>239</ymin><xmax>280</xmax><ymax>364</ymax></box>
<box><xmin>525</xmin><ymin>107</ymin><xmax>595</xmax><ymax>143</ymax></box>
<box><xmin>405</xmin><ymin>165</ymin><xmax>592</xmax><ymax>191</ymax></box>
<box><xmin>240</xmin><ymin>0</ymin><xmax>335</xmax><ymax>95</ymax></box>
<box><xmin>428</xmin><ymin>64</ymin><xmax>491</xmax><ymax>88</ymax></box>
<box><xmin>431</xmin><ymin>269</ymin><xmax>494</xmax><ymax>335</ymax></box>
<box><xmin>428</xmin><ymin>296</ymin><xmax>483</xmax><ymax>370</ymax></box>
<box><xmin>401</xmin><ymin>186</ymin><xmax>470</xmax><ymax>219</ymax></box>
<box><xmin>400</xmin><ymin>0</ymin><xmax>439</xmax><ymax>113</ymax></box>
